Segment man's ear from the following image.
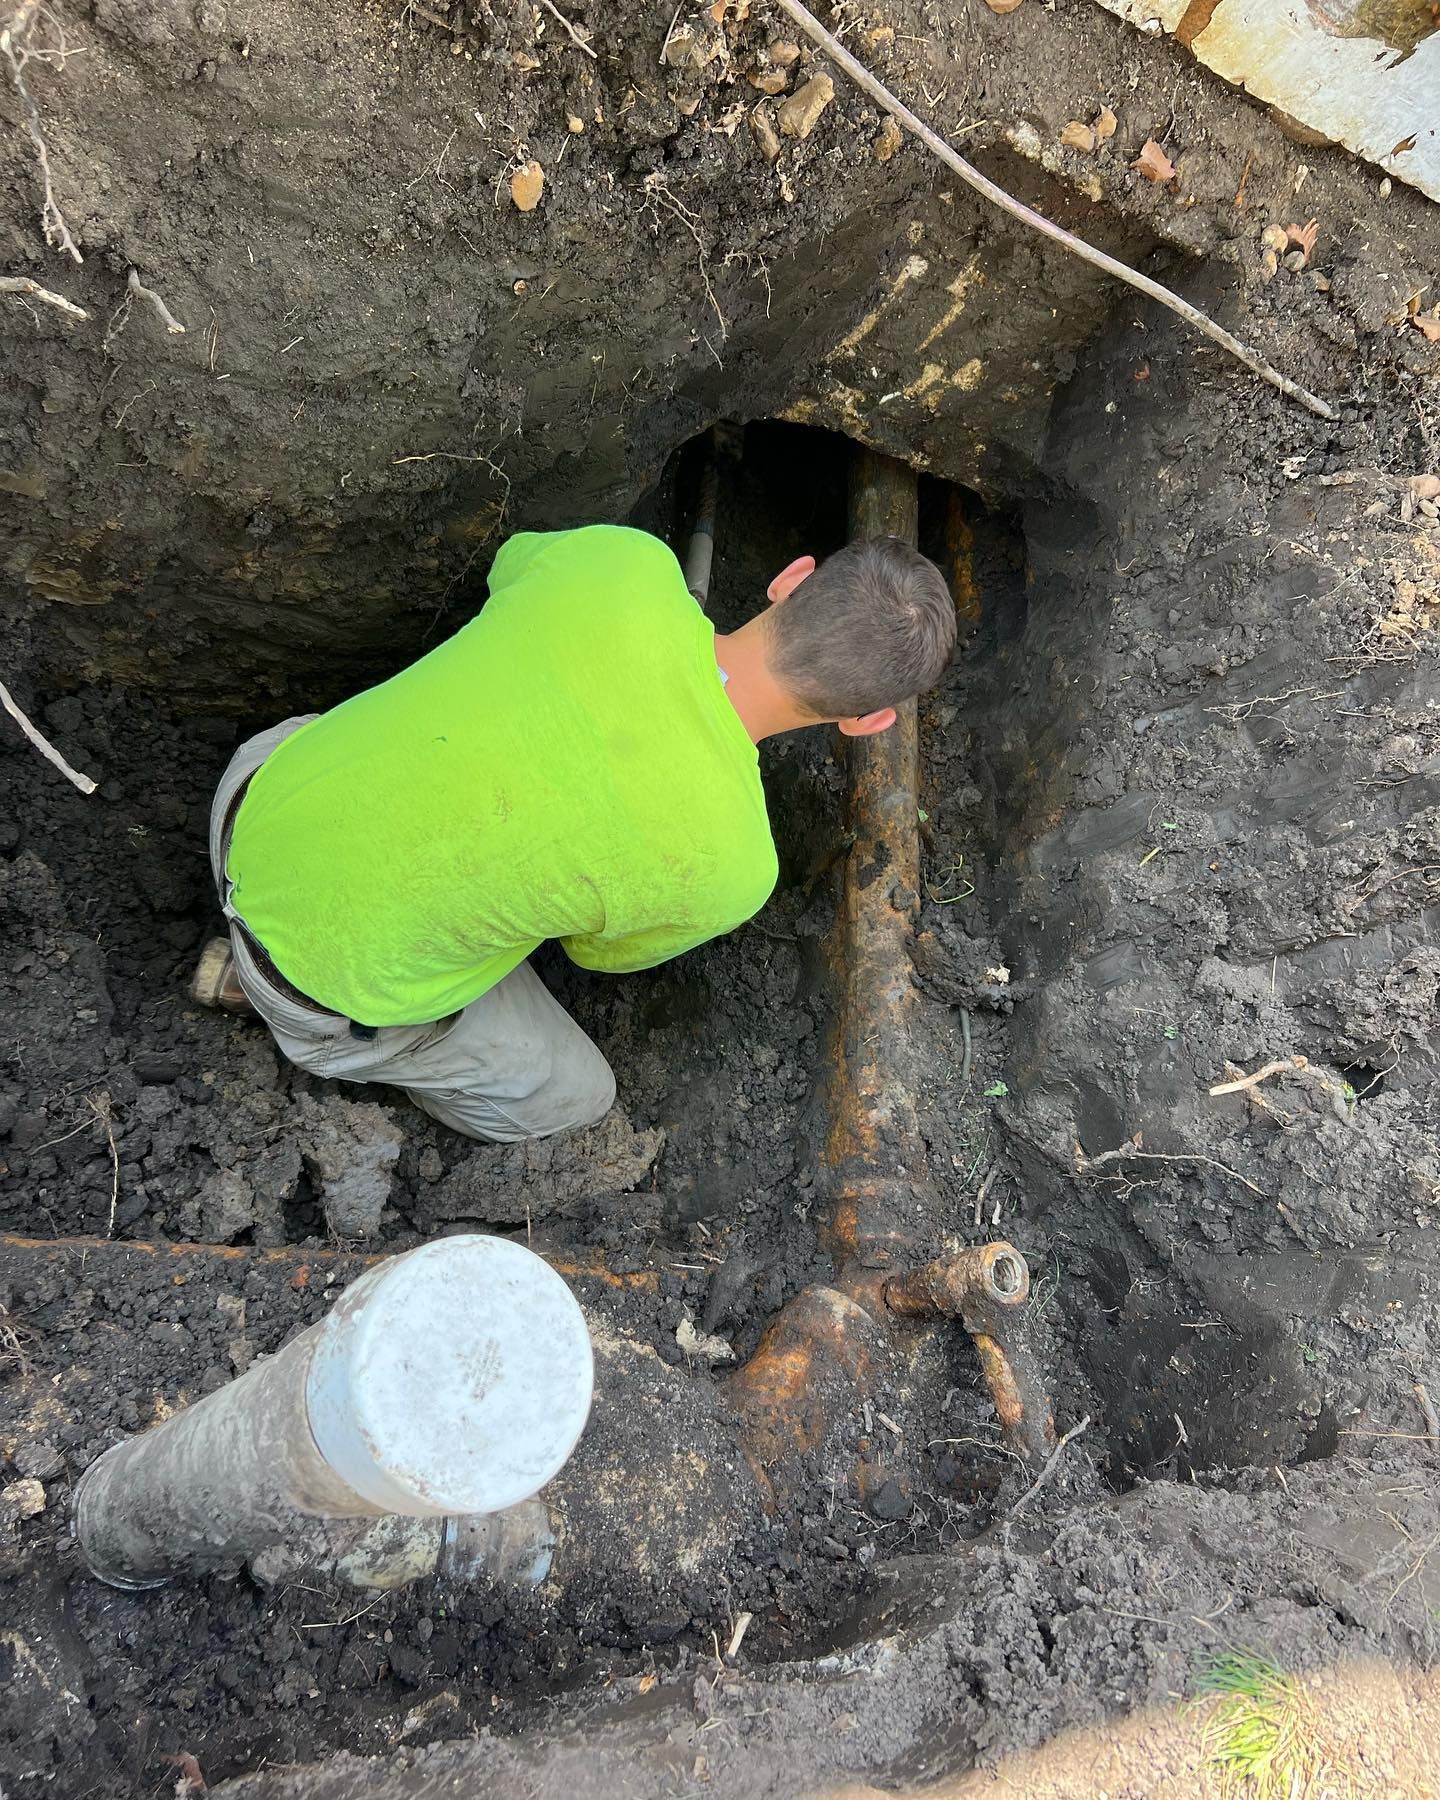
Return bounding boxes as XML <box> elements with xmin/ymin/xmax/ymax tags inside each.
<box><xmin>766</xmin><ymin>555</ymin><xmax>815</xmax><ymax>604</ymax></box>
<box><xmin>838</xmin><ymin>707</ymin><xmax>898</xmax><ymax>738</ymax></box>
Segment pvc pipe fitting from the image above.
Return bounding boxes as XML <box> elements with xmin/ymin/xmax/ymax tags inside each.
<box><xmin>72</xmin><ymin>1235</ymin><xmax>593</xmax><ymax>1591</ymax></box>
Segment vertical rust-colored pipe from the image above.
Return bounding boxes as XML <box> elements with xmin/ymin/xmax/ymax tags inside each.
<box><xmin>820</xmin><ymin>449</ymin><xmax>925</xmax><ymax>1266</ymax></box>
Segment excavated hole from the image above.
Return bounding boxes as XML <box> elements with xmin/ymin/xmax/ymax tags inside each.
<box><xmin>1</xmin><ymin>377</ymin><xmax>1419</xmax><ymax>1786</ymax></box>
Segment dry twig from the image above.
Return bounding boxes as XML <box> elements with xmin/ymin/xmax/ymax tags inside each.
<box><xmin>0</xmin><ymin>273</ymin><xmax>87</xmax><ymax>318</ymax></box>
<box><xmin>1415</xmin><ymin>1382</ymin><xmax>1439</xmax><ymax>1448</ymax></box>
<box><xmin>767</xmin><ymin>0</ymin><xmax>1338</xmax><ymax>422</ymax></box>
<box><xmin>1010</xmin><ymin>1413</ymin><xmax>1091</xmax><ymax>1513</ymax></box>
<box><xmin>1209</xmin><ymin>1056</ymin><xmax>1307</xmax><ymax>1097</ymax></box>
<box><xmin>537</xmin><ymin>0</ymin><xmax>597</xmax><ymax>58</ymax></box>
<box><xmin>127</xmin><ymin>267</ymin><xmax>185</xmax><ymax>334</ymax></box>
<box><xmin>0</xmin><ymin>676</ymin><xmax>97</xmax><ymax>793</ymax></box>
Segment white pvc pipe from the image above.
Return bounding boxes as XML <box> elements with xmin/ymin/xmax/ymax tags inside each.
<box><xmin>72</xmin><ymin>1235</ymin><xmax>593</xmax><ymax>1590</ymax></box>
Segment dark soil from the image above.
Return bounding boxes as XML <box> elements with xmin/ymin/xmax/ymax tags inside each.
<box><xmin>3</xmin><ymin>0</ymin><xmax>1440</xmax><ymax>1794</ymax></box>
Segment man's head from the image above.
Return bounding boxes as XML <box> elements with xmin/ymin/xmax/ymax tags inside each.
<box><xmin>715</xmin><ymin>538</ymin><xmax>956</xmax><ymax>744</ymax></box>
<box><xmin>767</xmin><ymin>537</ymin><xmax>956</xmax><ymax>730</ymax></box>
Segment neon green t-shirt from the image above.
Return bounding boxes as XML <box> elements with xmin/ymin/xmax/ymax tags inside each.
<box><xmin>226</xmin><ymin>525</ymin><xmax>778</xmax><ymax>1026</ymax></box>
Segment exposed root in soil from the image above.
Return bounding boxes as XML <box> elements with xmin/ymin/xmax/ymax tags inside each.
<box><xmin>0</xmin><ymin>0</ymin><xmax>82</xmax><ymax>262</ymax></box>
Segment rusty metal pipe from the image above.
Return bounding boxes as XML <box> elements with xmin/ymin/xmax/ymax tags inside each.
<box><xmin>885</xmin><ymin>1242</ymin><xmax>1054</xmax><ymax>1465</ymax></box>
<box><xmin>818</xmin><ymin>449</ymin><xmax>925</xmax><ymax>1266</ymax></box>
<box><xmin>884</xmin><ymin>1241</ymin><xmax>1030</xmax><ymax>1319</ymax></box>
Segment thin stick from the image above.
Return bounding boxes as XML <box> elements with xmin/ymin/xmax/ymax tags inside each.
<box><xmin>1209</xmin><ymin>1056</ymin><xmax>1306</xmax><ymax>1097</ymax></box>
<box><xmin>1011</xmin><ymin>1413</ymin><xmax>1091</xmax><ymax>1513</ymax></box>
<box><xmin>127</xmin><ymin>267</ymin><xmax>185</xmax><ymax>334</ymax></box>
<box><xmin>959</xmin><ymin>1005</ymin><xmax>973</xmax><ymax>1085</ymax></box>
<box><xmin>537</xmin><ymin>0</ymin><xmax>597</xmax><ymax>58</ymax></box>
<box><xmin>1415</xmin><ymin>1382</ymin><xmax>1439</xmax><ymax>1447</ymax></box>
<box><xmin>768</xmin><ymin>0</ymin><xmax>1338</xmax><ymax>423</ymax></box>
<box><xmin>0</xmin><ymin>676</ymin><xmax>98</xmax><ymax>793</ymax></box>
<box><xmin>0</xmin><ymin>274</ymin><xmax>88</xmax><ymax>319</ymax></box>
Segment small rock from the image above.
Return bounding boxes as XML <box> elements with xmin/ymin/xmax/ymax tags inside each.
<box><xmin>748</xmin><ymin>67</ymin><xmax>788</xmax><ymax>94</ymax></box>
<box><xmin>1060</xmin><ymin>121</ymin><xmax>1095</xmax><ymax>153</ymax></box>
<box><xmin>132</xmin><ymin>1051</ymin><xmax>181</xmax><ymax>1085</ymax></box>
<box><xmin>184</xmin><ymin>1168</ymin><xmax>257</xmax><ymax>1244</ymax></box>
<box><xmin>750</xmin><ymin>103</ymin><xmax>781</xmax><ymax>164</ymax></box>
<box><xmin>565</xmin><ymin>112</ymin><xmax>584</xmax><ymax>133</ymax></box>
<box><xmin>873</xmin><ymin>115</ymin><xmax>902</xmax><ymax>163</ymax></box>
<box><xmin>867</xmin><ymin>1478</ymin><xmax>910</xmax><ymax>1522</ymax></box>
<box><xmin>768</xmin><ymin>38</ymin><xmax>800</xmax><ymax>65</ymax></box>
<box><xmin>15</xmin><ymin>1443</ymin><xmax>63</xmax><ymax>1481</ymax></box>
<box><xmin>1282</xmin><ymin>249</ymin><xmax>1307</xmax><ymax>272</ymax></box>
<box><xmin>1379</xmin><ymin>176</ymin><xmax>1392</xmax><ymax>197</ymax></box>
<box><xmin>1261</xmin><ymin>248</ymin><xmax>1279</xmax><ymax>281</ymax></box>
<box><xmin>510</xmin><ymin>160</ymin><xmax>545</xmax><ymax>212</ymax></box>
<box><xmin>2</xmin><ymin>1478</ymin><xmax>46</xmax><ymax>1521</ymax></box>
<box><xmin>777</xmin><ymin>72</ymin><xmax>834</xmax><ymax>141</ymax></box>
<box><xmin>1094</xmin><ymin>105</ymin><xmax>1117</xmax><ymax>143</ymax></box>
<box><xmin>1260</xmin><ymin>224</ymin><xmax>1289</xmax><ymax>253</ymax></box>
<box><xmin>983</xmin><ymin>0</ymin><xmax>1024</xmax><ymax>12</ymax></box>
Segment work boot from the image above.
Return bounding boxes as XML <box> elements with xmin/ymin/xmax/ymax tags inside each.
<box><xmin>190</xmin><ymin>936</ymin><xmax>256</xmax><ymax>1016</ymax></box>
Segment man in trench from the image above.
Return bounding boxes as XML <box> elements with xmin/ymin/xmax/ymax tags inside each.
<box><xmin>196</xmin><ymin>525</ymin><xmax>955</xmax><ymax>1142</ymax></box>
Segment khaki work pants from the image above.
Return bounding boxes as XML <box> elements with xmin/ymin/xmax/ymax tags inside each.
<box><xmin>207</xmin><ymin>718</ymin><xmax>616</xmax><ymax>1143</ymax></box>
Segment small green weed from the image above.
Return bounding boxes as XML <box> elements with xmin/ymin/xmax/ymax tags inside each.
<box><xmin>982</xmin><ymin>1080</ymin><xmax>1009</xmax><ymax>1099</ymax></box>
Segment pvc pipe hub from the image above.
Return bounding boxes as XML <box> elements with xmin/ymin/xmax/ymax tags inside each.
<box><xmin>306</xmin><ymin>1235</ymin><xmax>593</xmax><ymax>1517</ymax></box>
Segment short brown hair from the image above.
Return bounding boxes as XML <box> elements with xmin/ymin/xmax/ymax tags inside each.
<box><xmin>766</xmin><ymin>538</ymin><xmax>956</xmax><ymax>719</ymax></box>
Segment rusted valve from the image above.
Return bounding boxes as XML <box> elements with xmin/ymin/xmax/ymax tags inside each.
<box><xmin>885</xmin><ymin>1241</ymin><xmax>1055</xmax><ymax>1465</ymax></box>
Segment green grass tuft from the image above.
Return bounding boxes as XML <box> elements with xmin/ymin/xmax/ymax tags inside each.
<box><xmin>1195</xmin><ymin>1650</ymin><xmax>1350</xmax><ymax>1799</ymax></box>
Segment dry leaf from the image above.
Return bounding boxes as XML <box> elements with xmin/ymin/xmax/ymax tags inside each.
<box><xmin>1094</xmin><ymin>106</ymin><xmax>1117</xmax><ymax>143</ymax></box>
<box><xmin>1413</xmin><ymin>313</ymin><xmax>1440</xmax><ymax>345</ymax></box>
<box><xmin>1284</xmin><ymin>217</ymin><xmax>1318</xmax><ymax>265</ymax></box>
<box><xmin>1060</xmin><ymin>121</ymin><xmax>1096</xmax><ymax>153</ymax></box>
<box><xmin>510</xmin><ymin>160</ymin><xmax>545</xmax><ymax>212</ymax></box>
<box><xmin>1391</xmin><ymin>132</ymin><xmax>1417</xmax><ymax>156</ymax></box>
<box><xmin>984</xmin><ymin>0</ymin><xmax>1024</xmax><ymax>12</ymax></box>
<box><xmin>1133</xmin><ymin>138</ymin><xmax>1176</xmax><ymax>184</ymax></box>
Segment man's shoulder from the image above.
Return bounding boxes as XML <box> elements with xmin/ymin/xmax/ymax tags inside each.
<box><xmin>492</xmin><ymin>524</ymin><xmax>685</xmax><ymax>592</ymax></box>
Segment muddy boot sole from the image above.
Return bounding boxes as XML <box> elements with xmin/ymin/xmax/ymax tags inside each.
<box><xmin>190</xmin><ymin>936</ymin><xmax>257</xmax><ymax>1015</ymax></box>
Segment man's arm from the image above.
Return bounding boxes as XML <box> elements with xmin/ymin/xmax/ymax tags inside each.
<box><xmin>561</xmin><ymin>915</ymin><xmax>752</xmax><ymax>976</ymax></box>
